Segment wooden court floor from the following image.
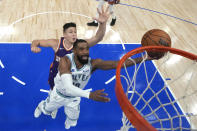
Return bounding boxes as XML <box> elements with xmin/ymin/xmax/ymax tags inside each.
<box><xmin>0</xmin><ymin>0</ymin><xmax>197</xmax><ymax>129</ymax></box>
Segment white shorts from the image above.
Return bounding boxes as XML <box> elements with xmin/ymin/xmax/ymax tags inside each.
<box><xmin>42</xmin><ymin>86</ymin><xmax>81</xmax><ymax>120</ymax></box>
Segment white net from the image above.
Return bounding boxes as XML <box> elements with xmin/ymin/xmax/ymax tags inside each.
<box><xmin>117</xmin><ymin>49</ymin><xmax>197</xmax><ymax>131</ymax></box>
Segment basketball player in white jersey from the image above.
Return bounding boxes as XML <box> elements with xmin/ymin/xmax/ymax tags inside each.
<box><xmin>31</xmin><ymin>5</ymin><xmax>110</xmax><ymax>119</ymax></box>
<box><xmin>87</xmin><ymin>0</ymin><xmax>120</xmax><ymax>26</ymax></box>
<box><xmin>34</xmin><ymin>39</ymin><xmax>154</xmax><ymax>129</ymax></box>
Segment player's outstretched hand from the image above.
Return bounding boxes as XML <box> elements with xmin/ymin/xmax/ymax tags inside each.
<box><xmin>93</xmin><ymin>5</ymin><xmax>110</xmax><ymax>24</ymax></box>
<box><xmin>31</xmin><ymin>46</ymin><xmax>41</xmax><ymax>53</ymax></box>
<box><xmin>31</xmin><ymin>40</ymin><xmax>41</xmax><ymax>53</ymax></box>
<box><xmin>144</xmin><ymin>52</ymin><xmax>163</xmax><ymax>60</ymax></box>
<box><xmin>89</xmin><ymin>89</ymin><xmax>110</xmax><ymax>102</ymax></box>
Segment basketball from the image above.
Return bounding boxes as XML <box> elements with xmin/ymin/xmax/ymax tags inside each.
<box><xmin>141</xmin><ymin>29</ymin><xmax>171</xmax><ymax>59</ymax></box>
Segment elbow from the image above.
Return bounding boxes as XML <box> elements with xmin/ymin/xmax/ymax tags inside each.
<box><xmin>96</xmin><ymin>32</ymin><xmax>105</xmax><ymax>42</ymax></box>
<box><xmin>97</xmin><ymin>37</ymin><xmax>103</xmax><ymax>42</ymax></box>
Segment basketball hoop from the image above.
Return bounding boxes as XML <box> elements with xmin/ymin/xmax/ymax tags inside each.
<box><xmin>115</xmin><ymin>46</ymin><xmax>197</xmax><ymax>131</ymax></box>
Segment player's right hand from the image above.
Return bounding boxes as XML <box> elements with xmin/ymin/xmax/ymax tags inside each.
<box><xmin>89</xmin><ymin>89</ymin><xmax>110</xmax><ymax>102</ymax></box>
<box><xmin>31</xmin><ymin>46</ymin><xmax>41</xmax><ymax>53</ymax></box>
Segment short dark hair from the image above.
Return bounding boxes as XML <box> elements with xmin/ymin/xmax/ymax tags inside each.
<box><xmin>63</xmin><ymin>22</ymin><xmax>76</xmax><ymax>32</ymax></box>
<box><xmin>73</xmin><ymin>39</ymin><xmax>88</xmax><ymax>49</ymax></box>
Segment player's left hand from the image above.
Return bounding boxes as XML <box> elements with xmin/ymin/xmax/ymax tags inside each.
<box><xmin>89</xmin><ymin>89</ymin><xmax>110</xmax><ymax>102</ymax></box>
<box><xmin>146</xmin><ymin>52</ymin><xmax>163</xmax><ymax>60</ymax></box>
<box><xmin>93</xmin><ymin>5</ymin><xmax>110</xmax><ymax>24</ymax></box>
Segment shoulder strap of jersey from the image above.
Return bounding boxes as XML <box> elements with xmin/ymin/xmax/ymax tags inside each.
<box><xmin>55</xmin><ymin>37</ymin><xmax>64</xmax><ymax>53</ymax></box>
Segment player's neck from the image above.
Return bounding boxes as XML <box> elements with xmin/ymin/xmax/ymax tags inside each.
<box><xmin>63</xmin><ymin>39</ymin><xmax>73</xmax><ymax>49</ymax></box>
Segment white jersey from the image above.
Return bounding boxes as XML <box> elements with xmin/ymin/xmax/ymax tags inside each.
<box><xmin>66</xmin><ymin>53</ymin><xmax>92</xmax><ymax>89</ymax></box>
<box><xmin>54</xmin><ymin>53</ymin><xmax>92</xmax><ymax>94</ymax></box>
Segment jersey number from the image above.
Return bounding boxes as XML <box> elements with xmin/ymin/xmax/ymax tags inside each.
<box><xmin>73</xmin><ymin>82</ymin><xmax>80</xmax><ymax>88</ymax></box>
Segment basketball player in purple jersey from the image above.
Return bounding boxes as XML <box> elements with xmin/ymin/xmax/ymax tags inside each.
<box><xmin>31</xmin><ymin>6</ymin><xmax>110</xmax><ymax>118</ymax></box>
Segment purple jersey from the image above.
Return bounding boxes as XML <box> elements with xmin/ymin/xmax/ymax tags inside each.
<box><xmin>48</xmin><ymin>37</ymin><xmax>72</xmax><ymax>89</ymax></box>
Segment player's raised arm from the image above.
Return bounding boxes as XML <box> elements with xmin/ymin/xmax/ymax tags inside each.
<box><xmin>31</xmin><ymin>39</ymin><xmax>59</xmax><ymax>53</ymax></box>
<box><xmin>92</xmin><ymin>56</ymin><xmax>153</xmax><ymax>71</ymax></box>
<box><xmin>86</xmin><ymin>5</ymin><xmax>110</xmax><ymax>47</ymax></box>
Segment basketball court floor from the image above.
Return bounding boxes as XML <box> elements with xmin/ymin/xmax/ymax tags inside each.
<box><xmin>0</xmin><ymin>0</ymin><xmax>197</xmax><ymax>130</ymax></box>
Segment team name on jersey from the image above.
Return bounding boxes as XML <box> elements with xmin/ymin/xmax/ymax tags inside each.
<box><xmin>72</xmin><ymin>73</ymin><xmax>90</xmax><ymax>88</ymax></box>
<box><xmin>72</xmin><ymin>74</ymin><xmax>89</xmax><ymax>81</ymax></box>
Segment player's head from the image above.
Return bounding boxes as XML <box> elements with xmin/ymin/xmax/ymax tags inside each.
<box><xmin>73</xmin><ymin>39</ymin><xmax>89</xmax><ymax>64</ymax></box>
<box><xmin>63</xmin><ymin>22</ymin><xmax>77</xmax><ymax>43</ymax></box>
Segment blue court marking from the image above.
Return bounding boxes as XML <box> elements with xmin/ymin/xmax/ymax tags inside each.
<box><xmin>0</xmin><ymin>43</ymin><xmax>190</xmax><ymax>130</ymax></box>
<box><xmin>119</xmin><ymin>2</ymin><xmax>197</xmax><ymax>26</ymax></box>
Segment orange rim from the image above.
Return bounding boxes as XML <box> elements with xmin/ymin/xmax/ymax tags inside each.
<box><xmin>115</xmin><ymin>46</ymin><xmax>197</xmax><ymax>131</ymax></box>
